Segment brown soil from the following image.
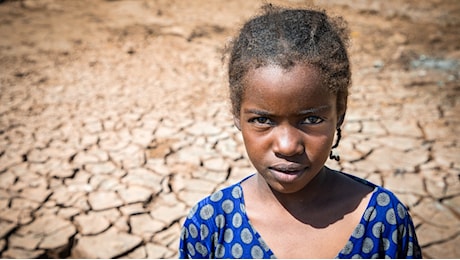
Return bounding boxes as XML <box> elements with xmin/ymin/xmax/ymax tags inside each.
<box><xmin>0</xmin><ymin>0</ymin><xmax>459</xmax><ymax>258</ymax></box>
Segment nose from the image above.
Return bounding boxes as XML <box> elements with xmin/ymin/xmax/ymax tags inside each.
<box><xmin>272</xmin><ymin>124</ymin><xmax>304</xmax><ymax>157</ymax></box>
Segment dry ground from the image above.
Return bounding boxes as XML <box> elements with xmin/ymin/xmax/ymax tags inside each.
<box><xmin>0</xmin><ymin>0</ymin><xmax>459</xmax><ymax>258</ymax></box>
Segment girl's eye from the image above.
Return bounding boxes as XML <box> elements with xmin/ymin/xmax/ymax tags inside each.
<box><xmin>250</xmin><ymin>117</ymin><xmax>273</xmax><ymax>125</ymax></box>
<box><xmin>303</xmin><ymin>116</ymin><xmax>324</xmax><ymax>124</ymax></box>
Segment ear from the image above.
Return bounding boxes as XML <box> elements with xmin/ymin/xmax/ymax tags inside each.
<box><xmin>234</xmin><ymin>116</ymin><xmax>241</xmax><ymax>131</ymax></box>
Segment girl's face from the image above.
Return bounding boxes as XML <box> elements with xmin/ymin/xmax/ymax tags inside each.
<box><xmin>236</xmin><ymin>63</ymin><xmax>341</xmax><ymax>194</ymax></box>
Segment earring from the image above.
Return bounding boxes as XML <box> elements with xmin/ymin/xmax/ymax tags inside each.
<box><xmin>329</xmin><ymin>128</ymin><xmax>341</xmax><ymax>161</ymax></box>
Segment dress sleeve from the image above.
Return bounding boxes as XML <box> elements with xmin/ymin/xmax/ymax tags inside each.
<box><xmin>178</xmin><ymin>204</ymin><xmax>214</xmax><ymax>259</ymax></box>
<box><xmin>378</xmin><ymin>190</ymin><xmax>422</xmax><ymax>258</ymax></box>
<box><xmin>395</xmin><ymin>206</ymin><xmax>422</xmax><ymax>258</ymax></box>
<box><xmin>339</xmin><ymin>188</ymin><xmax>423</xmax><ymax>259</ymax></box>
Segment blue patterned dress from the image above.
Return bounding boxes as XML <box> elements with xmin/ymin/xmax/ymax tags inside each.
<box><xmin>179</xmin><ymin>173</ymin><xmax>422</xmax><ymax>258</ymax></box>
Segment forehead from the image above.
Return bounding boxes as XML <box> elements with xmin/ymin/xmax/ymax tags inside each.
<box><xmin>242</xmin><ymin>63</ymin><xmax>336</xmax><ymax>111</ymax></box>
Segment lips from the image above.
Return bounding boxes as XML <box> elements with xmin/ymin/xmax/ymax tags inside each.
<box><xmin>267</xmin><ymin>163</ymin><xmax>308</xmax><ymax>183</ymax></box>
<box><xmin>269</xmin><ymin>163</ymin><xmax>307</xmax><ymax>174</ymax></box>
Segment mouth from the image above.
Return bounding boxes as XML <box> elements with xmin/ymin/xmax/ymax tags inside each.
<box><xmin>268</xmin><ymin>164</ymin><xmax>307</xmax><ymax>175</ymax></box>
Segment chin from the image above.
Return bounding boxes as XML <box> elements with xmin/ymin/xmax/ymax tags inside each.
<box><xmin>263</xmin><ymin>167</ymin><xmax>324</xmax><ymax>194</ymax></box>
<box><xmin>266</xmin><ymin>177</ymin><xmax>311</xmax><ymax>194</ymax></box>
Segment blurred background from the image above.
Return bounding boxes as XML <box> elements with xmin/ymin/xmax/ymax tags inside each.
<box><xmin>0</xmin><ymin>0</ymin><xmax>458</xmax><ymax>258</ymax></box>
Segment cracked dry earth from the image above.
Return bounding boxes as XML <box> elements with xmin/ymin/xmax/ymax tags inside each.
<box><xmin>0</xmin><ymin>0</ymin><xmax>459</xmax><ymax>258</ymax></box>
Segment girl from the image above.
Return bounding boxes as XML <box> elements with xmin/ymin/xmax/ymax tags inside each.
<box><xmin>179</xmin><ymin>4</ymin><xmax>421</xmax><ymax>259</ymax></box>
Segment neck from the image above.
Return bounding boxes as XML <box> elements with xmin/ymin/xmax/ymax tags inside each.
<box><xmin>256</xmin><ymin>167</ymin><xmax>330</xmax><ymax>212</ymax></box>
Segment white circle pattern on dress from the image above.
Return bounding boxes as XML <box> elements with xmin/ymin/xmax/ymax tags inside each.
<box><xmin>211</xmin><ymin>190</ymin><xmax>223</xmax><ymax>202</ymax></box>
<box><xmin>187</xmin><ymin>242</ymin><xmax>196</xmax><ymax>256</ymax></box>
<box><xmin>407</xmin><ymin>241</ymin><xmax>414</xmax><ymax>257</ymax></box>
<box><xmin>251</xmin><ymin>245</ymin><xmax>264</xmax><ymax>258</ymax></box>
<box><xmin>189</xmin><ymin>223</ymin><xmax>198</xmax><ymax>239</ymax></box>
<box><xmin>215</xmin><ymin>214</ymin><xmax>225</xmax><ymax>228</ymax></box>
<box><xmin>215</xmin><ymin>243</ymin><xmax>225</xmax><ymax>258</ymax></box>
<box><xmin>342</xmin><ymin>240</ymin><xmax>354</xmax><ymax>255</ymax></box>
<box><xmin>362</xmin><ymin>237</ymin><xmax>374</xmax><ymax>253</ymax></box>
<box><xmin>392</xmin><ymin>229</ymin><xmax>399</xmax><ymax>244</ymax></box>
<box><xmin>258</xmin><ymin>237</ymin><xmax>270</xmax><ymax>252</ymax></box>
<box><xmin>386</xmin><ymin>208</ymin><xmax>397</xmax><ymax>225</ymax></box>
<box><xmin>397</xmin><ymin>203</ymin><xmax>406</xmax><ymax>219</ymax></box>
<box><xmin>409</xmin><ymin>224</ymin><xmax>415</xmax><ymax>239</ymax></box>
<box><xmin>211</xmin><ymin>232</ymin><xmax>219</xmax><ymax>247</ymax></box>
<box><xmin>179</xmin><ymin>176</ymin><xmax>420</xmax><ymax>259</ymax></box>
<box><xmin>382</xmin><ymin>238</ymin><xmax>390</xmax><ymax>251</ymax></box>
<box><xmin>377</xmin><ymin>192</ymin><xmax>391</xmax><ymax>206</ymax></box>
<box><xmin>372</xmin><ymin>221</ymin><xmax>384</xmax><ymax>238</ymax></box>
<box><xmin>232</xmin><ymin>186</ymin><xmax>242</xmax><ymax>199</ymax></box>
<box><xmin>181</xmin><ymin>226</ymin><xmax>189</xmax><ymax>240</ymax></box>
<box><xmin>232</xmin><ymin>212</ymin><xmax>242</xmax><ymax>228</ymax></box>
<box><xmin>222</xmin><ymin>199</ymin><xmax>234</xmax><ymax>214</ymax></box>
<box><xmin>231</xmin><ymin>243</ymin><xmax>243</xmax><ymax>258</ymax></box>
<box><xmin>241</xmin><ymin>227</ymin><xmax>253</xmax><ymax>244</ymax></box>
<box><xmin>200</xmin><ymin>224</ymin><xmax>209</xmax><ymax>240</ymax></box>
<box><xmin>195</xmin><ymin>241</ymin><xmax>208</xmax><ymax>256</ymax></box>
<box><xmin>352</xmin><ymin>223</ymin><xmax>365</xmax><ymax>239</ymax></box>
<box><xmin>200</xmin><ymin>204</ymin><xmax>214</xmax><ymax>220</ymax></box>
<box><xmin>363</xmin><ymin>206</ymin><xmax>377</xmax><ymax>222</ymax></box>
<box><xmin>224</xmin><ymin>228</ymin><xmax>234</xmax><ymax>243</ymax></box>
<box><xmin>398</xmin><ymin>223</ymin><xmax>407</xmax><ymax>238</ymax></box>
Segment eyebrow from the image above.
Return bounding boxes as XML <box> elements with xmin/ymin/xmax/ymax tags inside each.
<box><xmin>243</xmin><ymin>109</ymin><xmax>271</xmax><ymax>116</ymax></box>
<box><xmin>244</xmin><ymin>105</ymin><xmax>332</xmax><ymax>116</ymax></box>
<box><xmin>298</xmin><ymin>105</ymin><xmax>332</xmax><ymax>115</ymax></box>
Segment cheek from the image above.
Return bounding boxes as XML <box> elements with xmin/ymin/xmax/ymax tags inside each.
<box><xmin>305</xmin><ymin>131</ymin><xmax>336</xmax><ymax>156</ymax></box>
<box><xmin>241</xmin><ymin>131</ymin><xmax>258</xmax><ymax>151</ymax></box>
<box><xmin>241</xmin><ymin>131</ymin><xmax>268</xmax><ymax>160</ymax></box>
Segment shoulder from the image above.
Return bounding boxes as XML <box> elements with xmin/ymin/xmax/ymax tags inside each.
<box><xmin>183</xmin><ymin>182</ymin><xmax>245</xmax><ymax>226</ymax></box>
<box><xmin>339</xmin><ymin>173</ymin><xmax>421</xmax><ymax>258</ymax></box>
<box><xmin>342</xmin><ymin>172</ymin><xmax>411</xmax><ymax>225</ymax></box>
<box><xmin>339</xmin><ymin>171</ymin><xmax>407</xmax><ymax>212</ymax></box>
<box><xmin>364</xmin><ymin>184</ymin><xmax>410</xmax><ymax>223</ymax></box>
<box><xmin>329</xmin><ymin>170</ymin><xmax>409</xmax><ymax>220</ymax></box>
<box><xmin>339</xmin><ymin>171</ymin><xmax>414</xmax><ymax>237</ymax></box>
<box><xmin>179</xmin><ymin>181</ymin><xmax>249</xmax><ymax>258</ymax></box>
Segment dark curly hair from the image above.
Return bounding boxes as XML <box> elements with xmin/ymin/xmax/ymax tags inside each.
<box><xmin>226</xmin><ymin>4</ymin><xmax>351</xmax><ymax>119</ymax></box>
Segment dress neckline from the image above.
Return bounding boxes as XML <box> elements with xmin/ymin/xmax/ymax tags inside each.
<box><xmin>235</xmin><ymin>172</ymin><xmax>379</xmax><ymax>258</ymax></box>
